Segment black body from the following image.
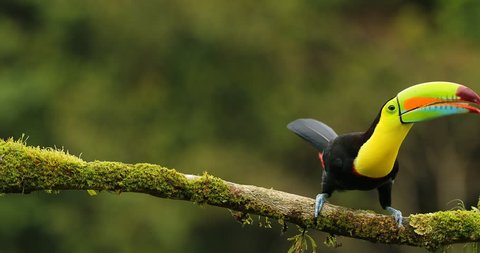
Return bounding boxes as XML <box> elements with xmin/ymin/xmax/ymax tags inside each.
<box><xmin>288</xmin><ymin>113</ymin><xmax>398</xmax><ymax>210</ymax></box>
<box><xmin>321</xmin><ymin>132</ymin><xmax>398</xmax><ymax>209</ymax></box>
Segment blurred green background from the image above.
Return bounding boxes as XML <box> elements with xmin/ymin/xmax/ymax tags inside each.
<box><xmin>0</xmin><ymin>0</ymin><xmax>479</xmax><ymax>252</ymax></box>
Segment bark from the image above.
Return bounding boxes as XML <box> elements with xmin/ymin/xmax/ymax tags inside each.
<box><xmin>0</xmin><ymin>138</ymin><xmax>478</xmax><ymax>250</ymax></box>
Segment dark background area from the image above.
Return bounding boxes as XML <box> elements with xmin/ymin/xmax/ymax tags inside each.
<box><xmin>0</xmin><ymin>0</ymin><xmax>479</xmax><ymax>252</ymax></box>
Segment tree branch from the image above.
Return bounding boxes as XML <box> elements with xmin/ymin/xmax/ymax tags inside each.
<box><xmin>0</xmin><ymin>138</ymin><xmax>478</xmax><ymax>250</ymax></box>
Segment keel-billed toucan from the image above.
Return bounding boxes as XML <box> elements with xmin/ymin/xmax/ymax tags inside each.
<box><xmin>288</xmin><ymin>82</ymin><xmax>480</xmax><ymax>226</ymax></box>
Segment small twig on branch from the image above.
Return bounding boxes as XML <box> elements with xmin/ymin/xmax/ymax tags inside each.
<box><xmin>0</xmin><ymin>138</ymin><xmax>478</xmax><ymax>250</ymax></box>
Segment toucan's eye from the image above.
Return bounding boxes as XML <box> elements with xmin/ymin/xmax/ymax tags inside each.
<box><xmin>388</xmin><ymin>104</ymin><xmax>396</xmax><ymax>112</ymax></box>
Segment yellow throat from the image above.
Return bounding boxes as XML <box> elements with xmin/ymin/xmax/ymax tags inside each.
<box><xmin>354</xmin><ymin>98</ymin><xmax>413</xmax><ymax>178</ymax></box>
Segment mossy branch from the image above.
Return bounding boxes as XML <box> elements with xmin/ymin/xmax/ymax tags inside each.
<box><xmin>0</xmin><ymin>138</ymin><xmax>479</xmax><ymax>250</ymax></box>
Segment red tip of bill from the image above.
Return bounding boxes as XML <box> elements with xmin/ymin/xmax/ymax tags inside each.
<box><xmin>457</xmin><ymin>85</ymin><xmax>480</xmax><ymax>104</ymax></box>
<box><xmin>457</xmin><ymin>85</ymin><xmax>480</xmax><ymax>113</ymax></box>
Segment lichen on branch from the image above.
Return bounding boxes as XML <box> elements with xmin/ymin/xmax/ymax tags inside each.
<box><xmin>0</xmin><ymin>138</ymin><xmax>478</xmax><ymax>250</ymax></box>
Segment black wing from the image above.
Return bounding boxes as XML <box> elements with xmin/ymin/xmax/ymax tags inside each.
<box><xmin>287</xmin><ymin>118</ymin><xmax>338</xmax><ymax>151</ymax></box>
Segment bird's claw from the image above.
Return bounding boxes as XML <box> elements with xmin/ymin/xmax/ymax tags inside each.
<box><xmin>314</xmin><ymin>193</ymin><xmax>328</xmax><ymax>218</ymax></box>
<box><xmin>386</xmin><ymin>206</ymin><xmax>403</xmax><ymax>227</ymax></box>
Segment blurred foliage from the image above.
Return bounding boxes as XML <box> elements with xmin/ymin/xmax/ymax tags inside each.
<box><xmin>0</xmin><ymin>0</ymin><xmax>479</xmax><ymax>252</ymax></box>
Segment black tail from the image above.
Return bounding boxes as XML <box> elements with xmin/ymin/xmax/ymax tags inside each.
<box><xmin>287</xmin><ymin>119</ymin><xmax>338</xmax><ymax>151</ymax></box>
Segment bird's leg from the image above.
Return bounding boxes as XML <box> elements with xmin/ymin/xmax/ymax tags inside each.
<box><xmin>385</xmin><ymin>206</ymin><xmax>403</xmax><ymax>226</ymax></box>
<box><xmin>314</xmin><ymin>193</ymin><xmax>328</xmax><ymax>218</ymax></box>
<box><xmin>315</xmin><ymin>174</ymin><xmax>334</xmax><ymax>218</ymax></box>
<box><xmin>377</xmin><ymin>181</ymin><xmax>403</xmax><ymax>227</ymax></box>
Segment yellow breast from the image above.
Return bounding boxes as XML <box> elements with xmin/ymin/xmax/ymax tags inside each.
<box><xmin>354</xmin><ymin>101</ymin><xmax>413</xmax><ymax>178</ymax></box>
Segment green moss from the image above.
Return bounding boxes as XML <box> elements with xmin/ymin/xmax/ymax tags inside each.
<box><xmin>0</xmin><ymin>138</ymin><xmax>279</xmax><ymax>222</ymax></box>
<box><xmin>0</xmin><ymin>138</ymin><xmax>86</xmax><ymax>192</ymax></box>
<box><xmin>0</xmin><ymin>138</ymin><xmax>243</xmax><ymax>208</ymax></box>
<box><xmin>189</xmin><ymin>172</ymin><xmax>232</xmax><ymax>205</ymax></box>
<box><xmin>0</xmin><ymin>138</ymin><xmax>195</xmax><ymax>200</ymax></box>
<box><xmin>410</xmin><ymin>210</ymin><xmax>480</xmax><ymax>250</ymax></box>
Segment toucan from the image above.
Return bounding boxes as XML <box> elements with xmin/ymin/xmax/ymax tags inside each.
<box><xmin>288</xmin><ymin>82</ymin><xmax>480</xmax><ymax>226</ymax></box>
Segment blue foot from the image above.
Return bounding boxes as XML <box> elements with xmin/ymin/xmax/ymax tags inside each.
<box><xmin>314</xmin><ymin>193</ymin><xmax>328</xmax><ymax>218</ymax></box>
<box><xmin>386</xmin><ymin>206</ymin><xmax>403</xmax><ymax>227</ymax></box>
